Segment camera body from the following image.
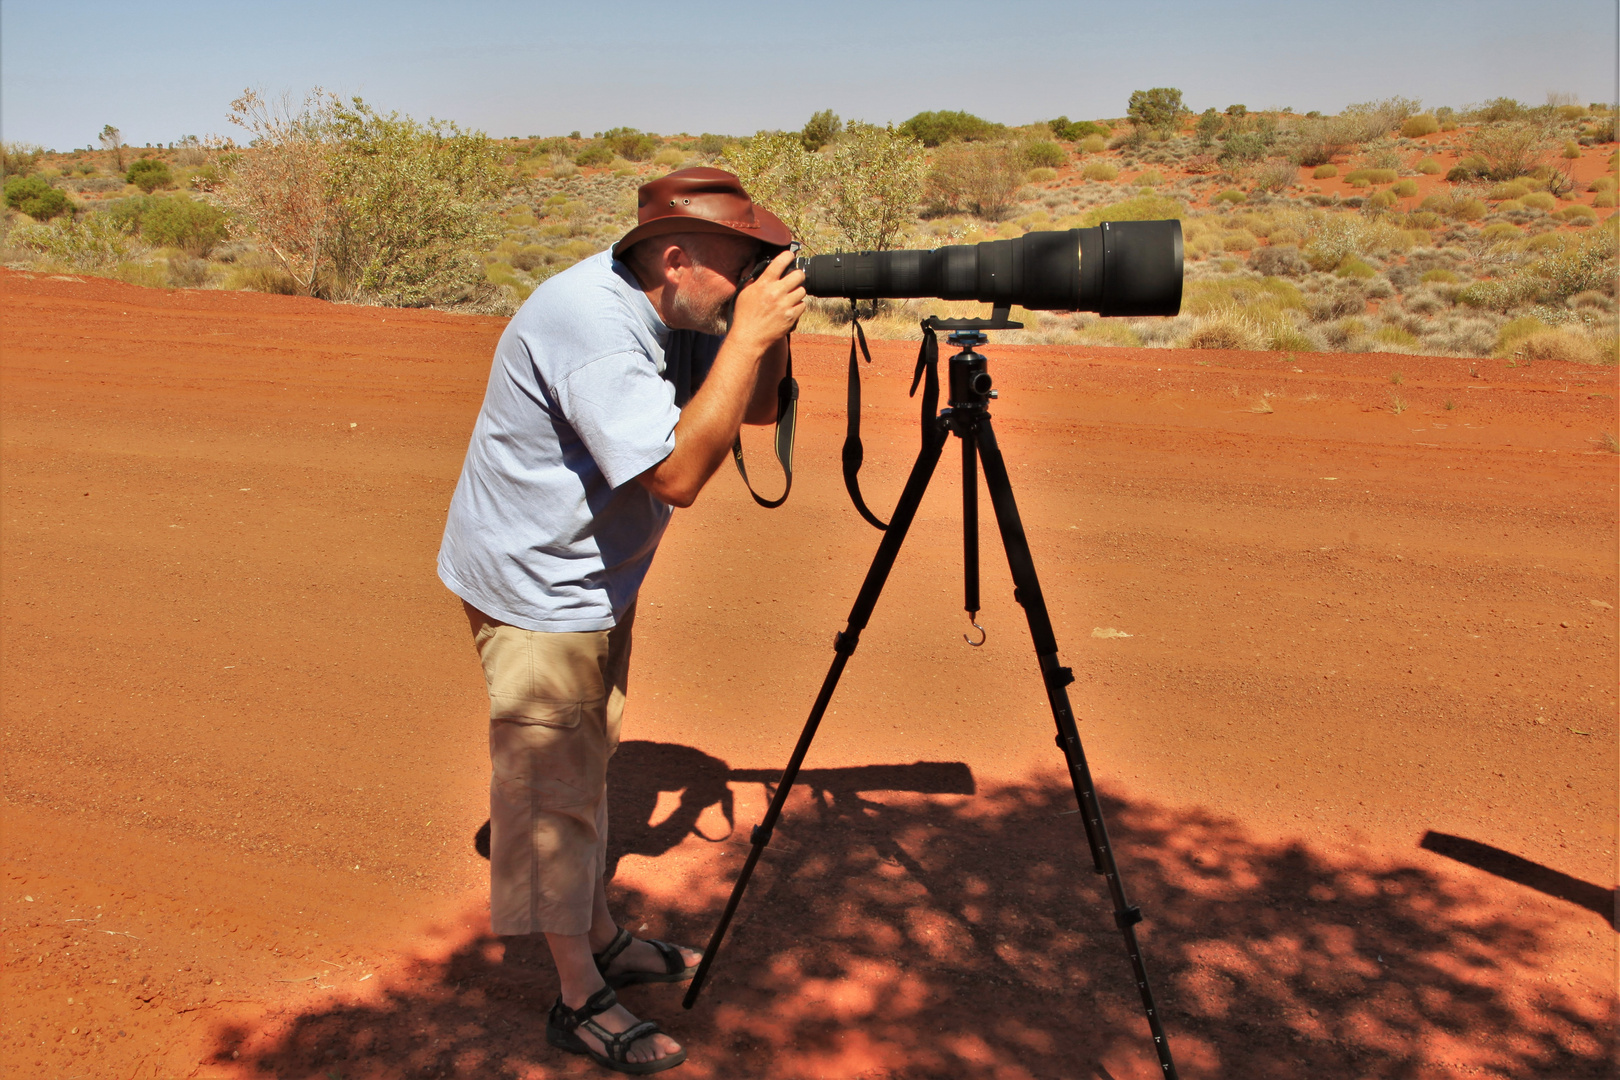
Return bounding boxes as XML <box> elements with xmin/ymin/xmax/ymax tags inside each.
<box><xmin>796</xmin><ymin>221</ymin><xmax>1183</xmax><ymax>317</ymax></box>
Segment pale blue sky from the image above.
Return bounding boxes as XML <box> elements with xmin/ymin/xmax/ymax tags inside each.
<box><xmin>3</xmin><ymin>0</ymin><xmax>1616</xmax><ymax>150</ymax></box>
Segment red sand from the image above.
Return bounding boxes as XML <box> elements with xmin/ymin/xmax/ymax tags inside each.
<box><xmin>2</xmin><ymin>270</ymin><xmax>1615</xmax><ymax>1079</ymax></box>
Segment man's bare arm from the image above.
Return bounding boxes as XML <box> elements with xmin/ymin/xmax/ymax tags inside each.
<box><xmin>742</xmin><ymin>336</ymin><xmax>790</xmax><ymax>426</ymax></box>
<box><xmin>637</xmin><ymin>253</ymin><xmax>804</xmax><ymax>507</ymax></box>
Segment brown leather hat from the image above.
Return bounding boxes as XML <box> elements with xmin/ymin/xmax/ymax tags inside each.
<box><xmin>613</xmin><ymin>167</ymin><xmax>792</xmax><ymax>258</ymax></box>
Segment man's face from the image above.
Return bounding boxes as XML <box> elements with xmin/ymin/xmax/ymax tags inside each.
<box><xmin>667</xmin><ymin>235</ymin><xmax>759</xmax><ymax>336</ymax></box>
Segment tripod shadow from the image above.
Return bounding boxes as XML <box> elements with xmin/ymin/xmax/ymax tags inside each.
<box><xmin>225</xmin><ymin>745</ymin><xmax>1612</xmax><ymax>1079</ymax></box>
<box><xmin>1421</xmin><ymin>830</ymin><xmax>1617</xmax><ymax>928</ymax></box>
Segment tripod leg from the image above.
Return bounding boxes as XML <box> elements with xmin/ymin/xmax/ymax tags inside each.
<box><xmin>684</xmin><ymin>418</ymin><xmax>951</xmax><ymax>1009</ymax></box>
<box><xmin>962</xmin><ymin>432</ymin><xmax>982</xmax><ymax>641</ymax></box>
<box><xmin>973</xmin><ymin>418</ymin><xmax>1179</xmax><ymax>1079</ymax></box>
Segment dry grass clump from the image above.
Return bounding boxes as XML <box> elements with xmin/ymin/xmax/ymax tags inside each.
<box><xmin>1520</xmin><ymin>191</ymin><xmax>1557</xmax><ymax>211</ymax></box>
<box><xmin>1400</xmin><ymin>114</ymin><xmax>1440</xmax><ymax>138</ymax></box>
<box><xmin>1313</xmin><ymin>164</ymin><xmax>1338</xmax><ymax>179</ymax></box>
<box><xmin>1391</xmin><ymin>179</ymin><xmax>1418</xmax><ymax>197</ymax></box>
<box><xmin>1415</xmin><ymin>158</ymin><xmax>1443</xmax><ymax>175</ymax></box>
<box><xmin>1081</xmin><ymin>161</ymin><xmax>1119</xmax><ymax>182</ymax></box>
<box><xmin>1077</xmin><ymin>134</ymin><xmax>1107</xmax><ymax>154</ymax></box>
<box><xmin>1512</xmin><ymin>327</ymin><xmax>1611</xmax><ymax>365</ymax></box>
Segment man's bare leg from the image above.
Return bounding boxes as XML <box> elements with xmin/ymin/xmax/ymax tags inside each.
<box><xmin>583</xmin><ymin>874</ymin><xmax>702</xmax><ymax>979</ymax></box>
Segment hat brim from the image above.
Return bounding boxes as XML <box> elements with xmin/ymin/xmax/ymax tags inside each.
<box><xmin>613</xmin><ymin>206</ymin><xmax>792</xmax><ymax>260</ymax></box>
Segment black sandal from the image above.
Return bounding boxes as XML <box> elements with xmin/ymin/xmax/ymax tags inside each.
<box><xmin>592</xmin><ymin>927</ymin><xmax>701</xmax><ymax>989</ymax></box>
<box><xmin>546</xmin><ymin>985</ymin><xmax>686</xmax><ymax>1075</ymax></box>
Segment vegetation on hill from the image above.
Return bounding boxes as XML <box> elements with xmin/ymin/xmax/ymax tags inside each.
<box><xmin>1</xmin><ymin>89</ymin><xmax>1615</xmax><ymax>362</ymax></box>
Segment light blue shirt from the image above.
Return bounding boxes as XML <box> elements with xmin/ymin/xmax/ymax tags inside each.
<box><xmin>438</xmin><ymin>251</ymin><xmax>720</xmax><ymax>631</ymax></box>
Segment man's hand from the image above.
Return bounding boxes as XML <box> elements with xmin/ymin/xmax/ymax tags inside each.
<box><xmin>729</xmin><ymin>251</ymin><xmax>805</xmax><ymax>354</ymax></box>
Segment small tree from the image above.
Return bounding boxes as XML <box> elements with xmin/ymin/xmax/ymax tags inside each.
<box><xmin>220</xmin><ymin>88</ymin><xmax>341</xmax><ymax>295</ymax></box>
<box><xmin>2</xmin><ymin>142</ymin><xmax>44</xmax><ymax>180</ymax></box>
<box><xmin>1195</xmin><ymin>108</ymin><xmax>1221</xmax><ymax>147</ymax></box>
<box><xmin>99</xmin><ymin>125</ymin><xmax>126</xmax><ymax>170</ymax></box>
<box><xmin>1126</xmin><ymin>88</ymin><xmax>1185</xmax><ymax>135</ymax></box>
<box><xmin>820</xmin><ymin>123</ymin><xmax>926</xmax><ymax>251</ymax></box>
<box><xmin>801</xmin><ymin>109</ymin><xmax>842</xmax><ymax>152</ymax></box>
<box><xmin>325</xmin><ymin>99</ymin><xmax>504</xmax><ymax>305</ymax></box>
<box><xmin>722</xmin><ymin>131</ymin><xmax>825</xmax><ymax>250</ymax></box>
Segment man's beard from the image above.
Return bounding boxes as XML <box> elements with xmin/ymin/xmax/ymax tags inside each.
<box><xmin>670</xmin><ymin>287</ymin><xmax>734</xmax><ymax>336</ymax></box>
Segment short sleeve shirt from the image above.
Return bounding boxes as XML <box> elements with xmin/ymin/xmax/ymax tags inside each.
<box><xmin>437</xmin><ymin>251</ymin><xmax>721</xmax><ymax>631</ymax></box>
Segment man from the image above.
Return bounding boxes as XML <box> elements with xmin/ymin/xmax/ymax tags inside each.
<box><xmin>437</xmin><ymin>168</ymin><xmax>803</xmax><ymax>1073</ymax></box>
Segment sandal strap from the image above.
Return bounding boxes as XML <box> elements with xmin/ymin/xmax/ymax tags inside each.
<box><xmin>579</xmin><ymin>1017</ymin><xmax>662</xmax><ymax>1063</ymax></box>
<box><xmin>592</xmin><ymin>927</ymin><xmax>634</xmax><ymax>971</ymax></box>
<box><xmin>551</xmin><ymin>985</ymin><xmax>619</xmax><ymax>1034</ymax></box>
<box><xmin>647</xmin><ymin>938</ymin><xmax>685</xmax><ymax>976</ymax></box>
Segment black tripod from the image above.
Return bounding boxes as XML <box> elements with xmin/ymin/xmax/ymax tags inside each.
<box><xmin>683</xmin><ymin>312</ymin><xmax>1178</xmax><ymax>1078</ymax></box>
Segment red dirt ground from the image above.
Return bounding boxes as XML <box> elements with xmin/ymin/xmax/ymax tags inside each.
<box><xmin>2</xmin><ymin>269</ymin><xmax>1615</xmax><ymax>1080</ymax></box>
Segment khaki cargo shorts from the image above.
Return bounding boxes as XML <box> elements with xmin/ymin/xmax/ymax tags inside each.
<box><xmin>464</xmin><ymin>600</ymin><xmax>634</xmax><ymax>937</ymax></box>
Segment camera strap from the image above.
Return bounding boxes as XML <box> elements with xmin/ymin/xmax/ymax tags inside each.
<box><xmin>730</xmin><ymin>340</ymin><xmax>797</xmax><ymax>508</ymax></box>
<box><xmin>841</xmin><ymin>311</ymin><xmax>889</xmax><ymax>530</ymax></box>
<box><xmin>841</xmin><ymin>309</ymin><xmax>944</xmax><ymax>531</ymax></box>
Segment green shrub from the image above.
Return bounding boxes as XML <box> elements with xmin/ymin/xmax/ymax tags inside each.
<box><xmin>898</xmin><ymin>110</ymin><xmax>1004</xmax><ymax>147</ymax></box>
<box><xmin>126</xmin><ymin>158</ymin><xmax>173</xmax><ymax>192</ymax></box>
<box><xmin>1048</xmin><ymin>117</ymin><xmax>1108</xmax><ymax>141</ymax></box>
<box><xmin>1081</xmin><ymin>160</ymin><xmax>1118</xmax><ymax>181</ymax></box>
<box><xmin>144</xmin><ymin>195</ymin><xmax>228</xmax><ymax>255</ymax></box>
<box><xmin>1313</xmin><ymin>164</ymin><xmax>1338</xmax><ymax>179</ymax></box>
<box><xmin>1211</xmin><ymin>188</ymin><xmax>1246</xmax><ymax>204</ymax></box>
<box><xmin>801</xmin><ymin>109</ymin><xmax>842</xmax><ymax>152</ymax></box>
<box><xmin>1390</xmin><ymin>179</ymin><xmax>1418</xmax><ymax>197</ymax></box>
<box><xmin>574</xmin><ymin>143</ymin><xmax>613</xmax><ymax>167</ymax></box>
<box><xmin>1415</xmin><ymin>157</ymin><xmax>1443</xmax><ymax>175</ymax></box>
<box><xmin>1400</xmin><ymin>114</ymin><xmax>1440</xmax><ymax>138</ymax></box>
<box><xmin>1023</xmin><ymin>140</ymin><xmax>1067</xmax><ymax>168</ymax></box>
<box><xmin>1335</xmin><ymin>256</ymin><xmax>1376</xmax><ymax>278</ymax></box>
<box><xmin>4</xmin><ymin>174</ymin><xmax>71</xmax><ymax>220</ymax></box>
<box><xmin>696</xmin><ymin>133</ymin><xmax>730</xmax><ymax>157</ymax></box>
<box><xmin>1218</xmin><ymin>132</ymin><xmax>1268</xmax><ymax>164</ymax></box>
<box><xmin>1077</xmin><ymin>134</ymin><xmax>1107</xmax><ymax>154</ymax></box>
<box><xmin>600</xmin><ymin>127</ymin><xmax>660</xmax><ymax>161</ymax></box>
<box><xmin>1080</xmin><ymin>193</ymin><xmax>1186</xmax><ymax>226</ymax></box>
<box><xmin>1420</xmin><ymin>267</ymin><xmax>1459</xmax><ymax>283</ymax></box>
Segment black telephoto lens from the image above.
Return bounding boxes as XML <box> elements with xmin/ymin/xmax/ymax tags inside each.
<box><xmin>798</xmin><ymin>221</ymin><xmax>1182</xmax><ymax>317</ymax></box>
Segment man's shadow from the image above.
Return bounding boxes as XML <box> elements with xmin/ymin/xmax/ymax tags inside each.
<box><xmin>472</xmin><ymin>739</ymin><xmax>976</xmax><ymax>880</ymax></box>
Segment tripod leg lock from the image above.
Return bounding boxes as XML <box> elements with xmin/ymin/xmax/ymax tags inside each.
<box><xmin>833</xmin><ymin>630</ymin><xmax>860</xmax><ymax>655</ymax></box>
<box><xmin>751</xmin><ymin>823</ymin><xmax>773</xmax><ymax>848</ymax></box>
<box><xmin>1113</xmin><ymin>905</ymin><xmax>1143</xmax><ymax>929</ymax></box>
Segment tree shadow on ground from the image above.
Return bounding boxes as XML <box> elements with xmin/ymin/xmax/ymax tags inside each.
<box><xmin>217</xmin><ymin>740</ymin><xmax>1613</xmax><ymax>1079</ymax></box>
